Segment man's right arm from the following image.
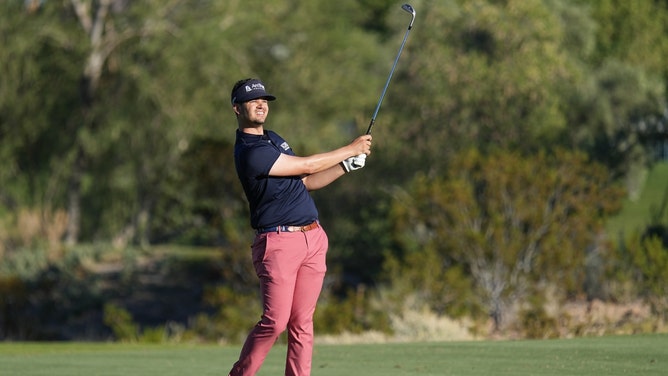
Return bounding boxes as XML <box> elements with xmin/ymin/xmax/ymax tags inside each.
<box><xmin>268</xmin><ymin>135</ymin><xmax>371</xmax><ymax>177</ymax></box>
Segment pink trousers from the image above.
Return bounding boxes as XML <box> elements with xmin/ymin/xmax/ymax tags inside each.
<box><xmin>228</xmin><ymin>226</ymin><xmax>329</xmax><ymax>376</ymax></box>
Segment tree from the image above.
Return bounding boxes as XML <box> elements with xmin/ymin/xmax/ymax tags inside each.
<box><xmin>370</xmin><ymin>0</ymin><xmax>578</xmax><ymax>177</ymax></box>
<box><xmin>387</xmin><ymin>149</ymin><xmax>624</xmax><ymax>331</ymax></box>
<box><xmin>0</xmin><ymin>1</ymin><xmax>84</xmax><ymax>250</ymax></box>
<box><xmin>566</xmin><ymin>0</ymin><xmax>668</xmax><ymax>183</ymax></box>
<box><xmin>62</xmin><ymin>0</ymin><xmax>188</xmax><ymax>245</ymax></box>
<box><xmin>588</xmin><ymin>0</ymin><xmax>668</xmax><ymax>76</ymax></box>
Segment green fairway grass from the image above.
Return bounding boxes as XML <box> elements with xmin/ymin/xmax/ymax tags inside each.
<box><xmin>1</xmin><ymin>334</ymin><xmax>666</xmax><ymax>375</ymax></box>
<box><xmin>606</xmin><ymin>161</ymin><xmax>668</xmax><ymax>238</ymax></box>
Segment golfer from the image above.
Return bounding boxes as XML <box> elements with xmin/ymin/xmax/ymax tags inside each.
<box><xmin>228</xmin><ymin>78</ymin><xmax>372</xmax><ymax>376</ymax></box>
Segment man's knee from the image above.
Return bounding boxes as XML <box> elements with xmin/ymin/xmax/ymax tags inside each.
<box><xmin>259</xmin><ymin>316</ymin><xmax>289</xmax><ymax>337</ymax></box>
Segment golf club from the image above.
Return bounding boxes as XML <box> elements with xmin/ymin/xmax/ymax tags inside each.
<box><xmin>351</xmin><ymin>4</ymin><xmax>414</xmax><ymax>168</ymax></box>
<box><xmin>366</xmin><ymin>3</ymin><xmax>416</xmax><ymax>135</ymax></box>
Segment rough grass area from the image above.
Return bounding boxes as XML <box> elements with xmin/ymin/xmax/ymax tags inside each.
<box><xmin>1</xmin><ymin>334</ymin><xmax>666</xmax><ymax>376</ymax></box>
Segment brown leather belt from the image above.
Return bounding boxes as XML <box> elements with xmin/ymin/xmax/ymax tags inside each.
<box><xmin>256</xmin><ymin>221</ymin><xmax>319</xmax><ymax>234</ymax></box>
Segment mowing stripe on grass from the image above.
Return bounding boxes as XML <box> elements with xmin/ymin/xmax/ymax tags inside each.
<box><xmin>1</xmin><ymin>334</ymin><xmax>666</xmax><ymax>376</ymax></box>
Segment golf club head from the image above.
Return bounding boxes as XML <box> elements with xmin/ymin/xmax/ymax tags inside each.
<box><xmin>402</xmin><ymin>4</ymin><xmax>416</xmax><ymax>28</ymax></box>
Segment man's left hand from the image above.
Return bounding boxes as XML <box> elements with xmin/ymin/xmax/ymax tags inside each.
<box><xmin>341</xmin><ymin>154</ymin><xmax>366</xmax><ymax>172</ymax></box>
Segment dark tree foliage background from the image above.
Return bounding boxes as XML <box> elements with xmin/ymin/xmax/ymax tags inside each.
<box><xmin>1</xmin><ymin>0</ymin><xmax>667</xmax><ymax>341</ymax></box>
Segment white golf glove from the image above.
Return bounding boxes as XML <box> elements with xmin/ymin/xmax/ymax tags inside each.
<box><xmin>352</xmin><ymin>153</ymin><xmax>366</xmax><ymax>168</ymax></box>
<box><xmin>341</xmin><ymin>154</ymin><xmax>366</xmax><ymax>172</ymax></box>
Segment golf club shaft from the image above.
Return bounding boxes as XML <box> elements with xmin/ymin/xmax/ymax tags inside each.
<box><xmin>366</xmin><ymin>4</ymin><xmax>415</xmax><ymax>135</ymax></box>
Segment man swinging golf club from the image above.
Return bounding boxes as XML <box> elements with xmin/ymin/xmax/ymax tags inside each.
<box><xmin>228</xmin><ymin>78</ymin><xmax>371</xmax><ymax>376</ymax></box>
<box><xmin>228</xmin><ymin>4</ymin><xmax>414</xmax><ymax>375</ymax></box>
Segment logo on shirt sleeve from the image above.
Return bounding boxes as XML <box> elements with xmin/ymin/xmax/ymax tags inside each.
<box><xmin>280</xmin><ymin>142</ymin><xmax>290</xmax><ymax>151</ymax></box>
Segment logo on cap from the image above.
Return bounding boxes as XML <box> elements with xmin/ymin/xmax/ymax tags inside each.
<box><xmin>246</xmin><ymin>83</ymin><xmax>266</xmax><ymax>92</ymax></box>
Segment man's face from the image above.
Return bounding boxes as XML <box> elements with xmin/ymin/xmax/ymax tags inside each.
<box><xmin>236</xmin><ymin>98</ymin><xmax>269</xmax><ymax>126</ymax></box>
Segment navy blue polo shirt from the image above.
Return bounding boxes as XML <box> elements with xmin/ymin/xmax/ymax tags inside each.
<box><xmin>234</xmin><ymin>129</ymin><xmax>318</xmax><ymax>229</ymax></box>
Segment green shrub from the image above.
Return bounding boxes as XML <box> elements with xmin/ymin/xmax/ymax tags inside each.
<box><xmin>103</xmin><ymin>303</ymin><xmax>139</xmax><ymax>342</ymax></box>
<box><xmin>0</xmin><ymin>276</ymin><xmax>31</xmax><ymax>339</ymax></box>
<box><xmin>138</xmin><ymin>326</ymin><xmax>166</xmax><ymax>343</ymax></box>
<box><xmin>194</xmin><ymin>285</ymin><xmax>261</xmax><ymax>343</ymax></box>
<box><xmin>520</xmin><ymin>307</ymin><xmax>559</xmax><ymax>339</ymax></box>
<box><xmin>316</xmin><ymin>291</ymin><xmax>363</xmax><ymax>334</ymax></box>
<box><xmin>628</xmin><ymin>233</ymin><xmax>668</xmax><ymax>319</ymax></box>
<box><xmin>315</xmin><ymin>286</ymin><xmax>391</xmax><ymax>335</ymax></box>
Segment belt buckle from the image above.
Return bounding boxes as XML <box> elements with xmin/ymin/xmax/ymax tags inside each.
<box><xmin>273</xmin><ymin>221</ymin><xmax>318</xmax><ymax>233</ymax></box>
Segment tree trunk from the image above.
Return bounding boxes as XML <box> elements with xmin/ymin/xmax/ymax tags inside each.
<box><xmin>65</xmin><ymin>147</ymin><xmax>84</xmax><ymax>245</ymax></box>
